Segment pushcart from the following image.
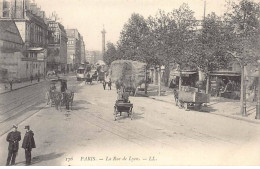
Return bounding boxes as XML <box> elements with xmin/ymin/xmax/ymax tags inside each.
<box><xmin>114</xmin><ymin>100</ymin><xmax>133</xmax><ymax>121</ymax></box>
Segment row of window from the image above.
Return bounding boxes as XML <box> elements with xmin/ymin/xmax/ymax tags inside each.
<box><xmin>26</xmin><ymin>62</ymin><xmax>40</xmax><ymax>69</ymax></box>
<box><xmin>68</xmin><ymin>40</ymin><xmax>74</xmax><ymax>45</ymax></box>
<box><xmin>2</xmin><ymin>41</ymin><xmax>22</xmax><ymax>50</ymax></box>
<box><xmin>29</xmin><ymin>23</ymin><xmax>47</xmax><ymax>44</ymax></box>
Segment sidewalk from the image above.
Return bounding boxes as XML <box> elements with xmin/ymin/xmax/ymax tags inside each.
<box><xmin>0</xmin><ymin>79</ymin><xmax>43</xmax><ymax>94</ymax></box>
<box><xmin>138</xmin><ymin>83</ymin><xmax>260</xmax><ymax>124</ymax></box>
<box><xmin>0</xmin><ymin>73</ymin><xmax>75</xmax><ymax>95</ymax></box>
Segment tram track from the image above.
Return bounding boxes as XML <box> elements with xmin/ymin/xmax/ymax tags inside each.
<box><xmin>0</xmin><ymin>91</ymin><xmax>43</xmax><ymax>115</ymax></box>
<box><xmin>0</xmin><ymin>101</ymin><xmax>47</xmax><ymax>136</ymax></box>
<box><xmin>0</xmin><ymin>97</ymin><xmax>44</xmax><ymax>123</ymax></box>
<box><xmin>0</xmin><ymin>90</ymin><xmax>42</xmax><ymax>108</ymax></box>
<box><xmin>84</xmin><ymin>111</ymin><xmax>174</xmax><ymax>147</ymax></box>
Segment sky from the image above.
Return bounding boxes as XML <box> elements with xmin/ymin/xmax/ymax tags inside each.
<box><xmin>35</xmin><ymin>0</ymin><xmax>229</xmax><ymax>51</ymax></box>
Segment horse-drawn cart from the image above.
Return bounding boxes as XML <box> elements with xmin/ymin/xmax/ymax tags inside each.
<box><xmin>177</xmin><ymin>86</ymin><xmax>210</xmax><ymax>111</ymax></box>
<box><xmin>46</xmin><ymin>78</ymin><xmax>74</xmax><ymax>111</ymax></box>
<box><xmin>114</xmin><ymin>100</ymin><xmax>133</xmax><ymax>121</ymax></box>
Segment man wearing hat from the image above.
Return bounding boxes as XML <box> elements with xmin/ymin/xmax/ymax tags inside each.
<box><xmin>22</xmin><ymin>125</ymin><xmax>36</xmax><ymax>165</ymax></box>
<box><xmin>6</xmin><ymin>125</ymin><xmax>21</xmax><ymax>166</ymax></box>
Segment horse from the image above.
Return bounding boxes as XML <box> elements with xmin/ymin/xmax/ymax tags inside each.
<box><xmin>53</xmin><ymin>91</ymin><xmax>63</xmax><ymax>111</ymax></box>
<box><xmin>173</xmin><ymin>89</ymin><xmax>179</xmax><ymax>106</ymax></box>
<box><xmin>64</xmin><ymin>91</ymin><xmax>74</xmax><ymax>110</ymax></box>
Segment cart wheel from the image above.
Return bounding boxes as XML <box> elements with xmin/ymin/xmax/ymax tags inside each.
<box><xmin>114</xmin><ymin>107</ymin><xmax>117</xmax><ymax>121</ymax></box>
<box><xmin>184</xmin><ymin>103</ymin><xmax>188</xmax><ymax>111</ymax></box>
<box><xmin>178</xmin><ymin>101</ymin><xmax>183</xmax><ymax>109</ymax></box>
<box><xmin>130</xmin><ymin>108</ymin><xmax>133</xmax><ymax>120</ymax></box>
<box><xmin>197</xmin><ymin>104</ymin><xmax>202</xmax><ymax>111</ymax></box>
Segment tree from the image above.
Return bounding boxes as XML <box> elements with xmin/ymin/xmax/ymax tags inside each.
<box><xmin>147</xmin><ymin>10</ymin><xmax>177</xmax><ymax>86</ymax></box>
<box><xmin>104</xmin><ymin>42</ymin><xmax>118</xmax><ymax>66</ymax></box>
<box><xmin>118</xmin><ymin>13</ymin><xmax>150</xmax><ymax>62</ymax></box>
<box><xmin>170</xmin><ymin>3</ymin><xmax>198</xmax><ymax>90</ymax></box>
<box><xmin>224</xmin><ymin>0</ymin><xmax>260</xmax><ymax>116</ymax></box>
<box><xmin>194</xmin><ymin>12</ymin><xmax>231</xmax><ymax>73</ymax></box>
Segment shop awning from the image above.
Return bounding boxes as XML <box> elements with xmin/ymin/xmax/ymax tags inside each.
<box><xmin>27</xmin><ymin>47</ymin><xmax>45</xmax><ymax>52</ymax></box>
<box><xmin>209</xmin><ymin>71</ymin><xmax>241</xmax><ymax>77</ymax></box>
<box><xmin>170</xmin><ymin>71</ymin><xmax>197</xmax><ymax>77</ymax></box>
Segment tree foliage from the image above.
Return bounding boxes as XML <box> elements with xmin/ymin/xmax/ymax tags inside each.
<box><xmin>224</xmin><ymin>0</ymin><xmax>260</xmax><ymax>64</ymax></box>
<box><xmin>118</xmin><ymin>13</ymin><xmax>150</xmax><ymax>62</ymax></box>
<box><xmin>103</xmin><ymin>42</ymin><xmax>118</xmax><ymax>65</ymax></box>
<box><xmin>111</xmin><ymin>0</ymin><xmax>260</xmax><ymax>87</ymax></box>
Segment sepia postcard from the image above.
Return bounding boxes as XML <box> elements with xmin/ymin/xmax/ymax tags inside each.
<box><xmin>0</xmin><ymin>0</ymin><xmax>259</xmax><ymax>166</ymax></box>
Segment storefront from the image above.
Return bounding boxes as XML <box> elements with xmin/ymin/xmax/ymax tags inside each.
<box><xmin>170</xmin><ymin>70</ymin><xmax>199</xmax><ymax>88</ymax></box>
<box><xmin>209</xmin><ymin>71</ymin><xmax>241</xmax><ymax>99</ymax></box>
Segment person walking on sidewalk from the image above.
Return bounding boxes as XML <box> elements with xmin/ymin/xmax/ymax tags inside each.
<box><xmin>37</xmin><ymin>74</ymin><xmax>40</xmax><ymax>82</ymax></box>
<box><xmin>22</xmin><ymin>125</ymin><xmax>36</xmax><ymax>166</ymax></box>
<box><xmin>6</xmin><ymin>125</ymin><xmax>21</xmax><ymax>166</ymax></box>
<box><xmin>9</xmin><ymin>80</ymin><xmax>13</xmax><ymax>91</ymax></box>
<box><xmin>30</xmin><ymin>75</ymin><xmax>33</xmax><ymax>83</ymax></box>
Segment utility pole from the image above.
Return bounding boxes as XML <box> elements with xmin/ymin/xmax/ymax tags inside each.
<box><xmin>256</xmin><ymin>60</ymin><xmax>260</xmax><ymax>119</ymax></box>
<box><xmin>158</xmin><ymin>66</ymin><xmax>161</xmax><ymax>96</ymax></box>
<box><xmin>240</xmin><ymin>64</ymin><xmax>247</xmax><ymax>116</ymax></box>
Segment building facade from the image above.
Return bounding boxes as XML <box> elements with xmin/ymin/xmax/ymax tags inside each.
<box><xmin>0</xmin><ymin>0</ymin><xmax>48</xmax><ymax>80</ymax></box>
<box><xmin>85</xmin><ymin>50</ymin><xmax>102</xmax><ymax>65</ymax></box>
<box><xmin>66</xmin><ymin>29</ymin><xmax>80</xmax><ymax>71</ymax></box>
<box><xmin>47</xmin><ymin>19</ymin><xmax>68</xmax><ymax>73</ymax></box>
<box><xmin>0</xmin><ymin>20</ymin><xmax>24</xmax><ymax>81</ymax></box>
<box><xmin>66</xmin><ymin>29</ymin><xmax>85</xmax><ymax>71</ymax></box>
<box><xmin>80</xmin><ymin>35</ymin><xmax>86</xmax><ymax>64</ymax></box>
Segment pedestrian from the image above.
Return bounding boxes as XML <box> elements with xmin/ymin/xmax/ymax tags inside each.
<box><xmin>22</xmin><ymin>125</ymin><xmax>36</xmax><ymax>166</ymax></box>
<box><xmin>5</xmin><ymin>84</ymin><xmax>8</xmax><ymax>90</ymax></box>
<box><xmin>6</xmin><ymin>125</ymin><xmax>21</xmax><ymax>166</ymax></box>
<box><xmin>108</xmin><ymin>80</ymin><xmax>112</xmax><ymax>90</ymax></box>
<box><xmin>9</xmin><ymin>80</ymin><xmax>13</xmax><ymax>91</ymax></box>
<box><xmin>37</xmin><ymin>74</ymin><xmax>40</xmax><ymax>82</ymax></box>
<box><xmin>30</xmin><ymin>75</ymin><xmax>33</xmax><ymax>83</ymax></box>
<box><xmin>169</xmin><ymin>79</ymin><xmax>174</xmax><ymax>89</ymax></box>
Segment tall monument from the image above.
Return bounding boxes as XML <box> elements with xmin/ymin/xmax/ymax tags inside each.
<box><xmin>101</xmin><ymin>26</ymin><xmax>106</xmax><ymax>60</ymax></box>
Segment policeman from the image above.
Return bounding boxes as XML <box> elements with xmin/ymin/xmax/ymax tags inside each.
<box><xmin>22</xmin><ymin>125</ymin><xmax>36</xmax><ymax>166</ymax></box>
<box><xmin>6</xmin><ymin>125</ymin><xmax>21</xmax><ymax>166</ymax></box>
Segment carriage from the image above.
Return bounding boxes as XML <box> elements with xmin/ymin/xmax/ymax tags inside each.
<box><xmin>46</xmin><ymin>78</ymin><xmax>74</xmax><ymax>111</ymax></box>
<box><xmin>91</xmin><ymin>71</ymin><xmax>98</xmax><ymax>81</ymax></box>
<box><xmin>85</xmin><ymin>77</ymin><xmax>92</xmax><ymax>84</ymax></box>
<box><xmin>85</xmin><ymin>73</ymin><xmax>92</xmax><ymax>85</ymax></box>
<box><xmin>176</xmin><ymin>86</ymin><xmax>210</xmax><ymax>111</ymax></box>
<box><xmin>97</xmin><ymin>71</ymin><xmax>105</xmax><ymax>82</ymax></box>
<box><xmin>114</xmin><ymin>100</ymin><xmax>133</xmax><ymax>121</ymax></box>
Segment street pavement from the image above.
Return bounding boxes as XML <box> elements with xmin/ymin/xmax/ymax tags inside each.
<box><xmin>0</xmin><ymin>74</ymin><xmax>259</xmax><ymax>166</ymax></box>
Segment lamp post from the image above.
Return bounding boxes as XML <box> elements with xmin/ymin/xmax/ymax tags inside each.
<box><xmin>256</xmin><ymin>60</ymin><xmax>260</xmax><ymax>119</ymax></box>
<box><xmin>158</xmin><ymin>65</ymin><xmax>165</xmax><ymax>96</ymax></box>
<box><xmin>227</xmin><ymin>51</ymin><xmax>247</xmax><ymax>116</ymax></box>
<box><xmin>240</xmin><ymin>63</ymin><xmax>247</xmax><ymax>116</ymax></box>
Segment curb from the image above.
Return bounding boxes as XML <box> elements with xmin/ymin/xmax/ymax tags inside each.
<box><xmin>139</xmin><ymin>93</ymin><xmax>260</xmax><ymax>125</ymax></box>
<box><xmin>0</xmin><ymin>80</ymin><xmax>44</xmax><ymax>95</ymax></box>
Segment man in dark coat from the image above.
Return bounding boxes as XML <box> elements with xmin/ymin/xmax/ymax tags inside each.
<box><xmin>6</xmin><ymin>125</ymin><xmax>21</xmax><ymax>166</ymax></box>
<box><xmin>22</xmin><ymin>125</ymin><xmax>36</xmax><ymax>165</ymax></box>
